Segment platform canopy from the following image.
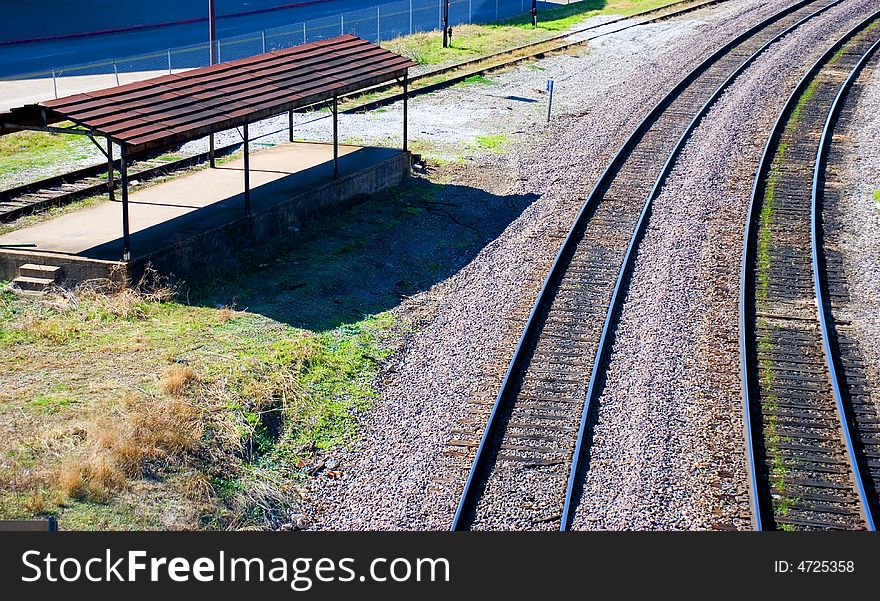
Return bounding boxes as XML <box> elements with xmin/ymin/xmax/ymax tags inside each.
<box><xmin>0</xmin><ymin>34</ymin><xmax>415</xmax><ymax>155</ymax></box>
<box><xmin>0</xmin><ymin>35</ymin><xmax>415</xmax><ymax>262</ymax></box>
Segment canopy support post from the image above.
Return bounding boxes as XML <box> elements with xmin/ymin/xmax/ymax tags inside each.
<box><xmin>106</xmin><ymin>138</ymin><xmax>115</xmax><ymax>201</ymax></box>
<box><xmin>333</xmin><ymin>94</ymin><xmax>339</xmax><ymax>179</ymax></box>
<box><xmin>243</xmin><ymin>123</ymin><xmax>251</xmax><ymax>216</ymax></box>
<box><xmin>289</xmin><ymin>110</ymin><xmax>294</xmax><ymax>142</ymax></box>
<box><xmin>120</xmin><ymin>149</ymin><xmax>131</xmax><ymax>262</ymax></box>
<box><xmin>403</xmin><ymin>71</ymin><xmax>409</xmax><ymax>152</ymax></box>
<box><xmin>209</xmin><ymin>134</ymin><xmax>216</xmax><ymax>168</ymax></box>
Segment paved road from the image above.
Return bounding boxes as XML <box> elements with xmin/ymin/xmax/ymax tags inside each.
<box><xmin>0</xmin><ymin>0</ymin><xmax>562</xmax><ymax>78</ymax></box>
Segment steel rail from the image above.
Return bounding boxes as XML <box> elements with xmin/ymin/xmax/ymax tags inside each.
<box><xmin>0</xmin><ymin>0</ymin><xmax>729</xmax><ymax>217</ymax></box>
<box><xmin>739</xmin><ymin>11</ymin><xmax>880</xmax><ymax>531</ymax></box>
<box><xmin>450</xmin><ymin>0</ymin><xmax>821</xmax><ymax>531</ymax></box>
<box><xmin>560</xmin><ymin>0</ymin><xmax>845</xmax><ymax>531</ymax></box>
<box><xmin>809</xmin><ymin>30</ymin><xmax>880</xmax><ymax>532</ymax></box>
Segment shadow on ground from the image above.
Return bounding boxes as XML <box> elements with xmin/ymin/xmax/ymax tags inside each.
<box><xmin>191</xmin><ymin>171</ymin><xmax>538</xmax><ymax>331</ymax></box>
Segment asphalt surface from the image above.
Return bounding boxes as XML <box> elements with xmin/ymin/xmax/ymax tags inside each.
<box><xmin>0</xmin><ymin>0</ymin><xmax>559</xmax><ymax>78</ymax></box>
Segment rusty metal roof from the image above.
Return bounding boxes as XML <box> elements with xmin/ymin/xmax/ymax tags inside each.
<box><xmin>1</xmin><ymin>35</ymin><xmax>415</xmax><ymax>155</ymax></box>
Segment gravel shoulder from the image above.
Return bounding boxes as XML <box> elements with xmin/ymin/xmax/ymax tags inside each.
<box><xmin>302</xmin><ymin>0</ymin><xmax>812</xmax><ymax>531</ymax></box>
<box><xmin>569</xmin><ymin>0</ymin><xmax>879</xmax><ymax>531</ymax></box>
<box><xmin>837</xmin><ymin>56</ymin><xmax>880</xmax><ymax>417</ymax></box>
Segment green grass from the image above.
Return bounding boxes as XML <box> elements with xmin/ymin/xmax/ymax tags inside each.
<box><xmin>475</xmin><ymin>133</ymin><xmax>508</xmax><ymax>152</ymax></box>
<box><xmin>382</xmin><ymin>0</ymin><xmax>684</xmax><ymax>66</ymax></box>
<box><xmin>457</xmin><ymin>74</ymin><xmax>495</xmax><ymax>87</ymax></box>
<box><xmin>873</xmin><ymin>189</ymin><xmax>880</xmax><ymax>208</ymax></box>
<box><xmin>0</xmin><ymin>122</ymin><xmax>96</xmax><ymax>179</ymax></box>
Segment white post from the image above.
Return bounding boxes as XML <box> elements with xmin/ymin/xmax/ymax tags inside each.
<box><xmin>51</xmin><ymin>69</ymin><xmax>58</xmax><ymax>98</ymax></box>
<box><xmin>377</xmin><ymin>5</ymin><xmax>381</xmax><ymax>42</ymax></box>
<box><xmin>113</xmin><ymin>61</ymin><xmax>119</xmax><ymax>86</ymax></box>
<box><xmin>469</xmin><ymin>0</ymin><xmax>473</xmax><ymax>23</ymax></box>
<box><xmin>261</xmin><ymin>31</ymin><xmax>266</xmax><ymax>53</ymax></box>
<box><xmin>341</xmin><ymin>14</ymin><xmax>344</xmax><ymax>35</ymax></box>
<box><xmin>409</xmin><ymin>0</ymin><xmax>413</xmax><ymax>34</ymax></box>
<box><xmin>216</xmin><ymin>39</ymin><xmax>221</xmax><ymax>62</ymax></box>
<box><xmin>167</xmin><ymin>48</ymin><xmax>172</xmax><ymax>74</ymax></box>
<box><xmin>303</xmin><ymin>21</ymin><xmax>307</xmax><ymax>43</ymax></box>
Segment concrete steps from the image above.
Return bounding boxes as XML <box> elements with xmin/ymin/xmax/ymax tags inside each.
<box><xmin>11</xmin><ymin>264</ymin><xmax>60</xmax><ymax>293</ymax></box>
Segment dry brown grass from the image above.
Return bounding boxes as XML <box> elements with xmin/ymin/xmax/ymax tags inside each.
<box><xmin>55</xmin><ymin>393</ymin><xmax>203</xmax><ymax>503</ymax></box>
<box><xmin>216</xmin><ymin>306</ymin><xmax>236</xmax><ymax>323</ymax></box>
<box><xmin>161</xmin><ymin>365</ymin><xmax>199</xmax><ymax>397</ymax></box>
<box><xmin>17</xmin><ymin>312</ymin><xmax>79</xmax><ymax>342</ymax></box>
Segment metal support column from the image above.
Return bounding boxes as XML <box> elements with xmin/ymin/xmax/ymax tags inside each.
<box><xmin>120</xmin><ymin>150</ymin><xmax>131</xmax><ymax>262</ymax></box>
<box><xmin>208</xmin><ymin>0</ymin><xmax>217</xmax><ymax>64</ymax></box>
<box><xmin>106</xmin><ymin>138</ymin><xmax>115</xmax><ymax>201</ymax></box>
<box><xmin>209</xmin><ymin>0</ymin><xmax>217</xmax><ymax>168</ymax></box>
<box><xmin>403</xmin><ymin>72</ymin><xmax>409</xmax><ymax>152</ymax></box>
<box><xmin>442</xmin><ymin>0</ymin><xmax>450</xmax><ymax>48</ymax></box>
<box><xmin>333</xmin><ymin>95</ymin><xmax>339</xmax><ymax>179</ymax></box>
<box><xmin>243</xmin><ymin>123</ymin><xmax>251</xmax><ymax>215</ymax></box>
<box><xmin>289</xmin><ymin>110</ymin><xmax>294</xmax><ymax>142</ymax></box>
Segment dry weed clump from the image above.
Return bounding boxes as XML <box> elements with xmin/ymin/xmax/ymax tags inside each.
<box><xmin>161</xmin><ymin>365</ymin><xmax>200</xmax><ymax>397</ymax></box>
<box><xmin>55</xmin><ymin>393</ymin><xmax>203</xmax><ymax>503</ymax></box>
<box><xmin>17</xmin><ymin>312</ymin><xmax>79</xmax><ymax>342</ymax></box>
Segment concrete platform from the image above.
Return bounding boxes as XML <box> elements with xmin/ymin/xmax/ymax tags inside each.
<box><xmin>0</xmin><ymin>142</ymin><xmax>410</xmax><ymax>286</ymax></box>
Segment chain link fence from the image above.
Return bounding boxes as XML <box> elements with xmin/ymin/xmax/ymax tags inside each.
<box><xmin>1</xmin><ymin>0</ymin><xmax>556</xmax><ymax>108</ymax></box>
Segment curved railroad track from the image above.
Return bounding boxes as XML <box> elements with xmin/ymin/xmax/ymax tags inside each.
<box><xmin>0</xmin><ymin>0</ymin><xmax>728</xmax><ymax>223</ymax></box>
<box><xmin>449</xmin><ymin>0</ymin><xmax>845</xmax><ymax>531</ymax></box>
<box><xmin>740</xmin><ymin>11</ymin><xmax>880</xmax><ymax>531</ymax></box>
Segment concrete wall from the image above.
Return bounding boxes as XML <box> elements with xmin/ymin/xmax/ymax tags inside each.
<box><xmin>1</xmin><ymin>150</ymin><xmax>409</xmax><ymax>288</ymax></box>
<box><xmin>131</xmin><ymin>150</ymin><xmax>410</xmax><ymax>283</ymax></box>
<box><xmin>0</xmin><ymin>248</ymin><xmax>127</xmax><ymax>287</ymax></box>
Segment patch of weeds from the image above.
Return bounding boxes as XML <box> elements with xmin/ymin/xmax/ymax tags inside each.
<box><xmin>29</xmin><ymin>393</ymin><xmax>77</xmax><ymax>414</ymax></box>
<box><xmin>0</xmin><ymin>276</ymin><xmax>399</xmax><ymax>530</ymax></box>
<box><xmin>475</xmin><ymin>134</ymin><xmax>508</xmax><ymax>152</ymax></box>
<box><xmin>458</xmin><ymin>74</ymin><xmax>495</xmax><ymax>87</ymax></box>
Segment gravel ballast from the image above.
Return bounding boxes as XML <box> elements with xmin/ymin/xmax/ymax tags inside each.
<box><xmin>835</xmin><ymin>56</ymin><xmax>880</xmax><ymax>418</ymax></box>
<box><xmin>568</xmin><ymin>0</ymin><xmax>880</xmax><ymax>531</ymax></box>
<box><xmin>302</xmin><ymin>0</ymin><xmax>825</xmax><ymax>531</ymax></box>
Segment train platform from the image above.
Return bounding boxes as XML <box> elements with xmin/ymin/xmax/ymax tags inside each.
<box><xmin>0</xmin><ymin>141</ymin><xmax>410</xmax><ymax>286</ymax></box>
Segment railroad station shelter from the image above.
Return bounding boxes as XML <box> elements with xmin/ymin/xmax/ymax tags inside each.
<box><xmin>0</xmin><ymin>35</ymin><xmax>415</xmax><ymax>262</ymax></box>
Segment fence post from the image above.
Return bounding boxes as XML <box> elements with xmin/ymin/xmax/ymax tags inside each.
<box><xmin>496</xmin><ymin>0</ymin><xmax>499</xmax><ymax>21</ymax></box>
<box><xmin>113</xmin><ymin>61</ymin><xmax>120</xmax><ymax>86</ymax></box>
<box><xmin>469</xmin><ymin>0</ymin><xmax>473</xmax><ymax>23</ymax></box>
<box><xmin>341</xmin><ymin>14</ymin><xmax>344</xmax><ymax>35</ymax></box>
<box><xmin>51</xmin><ymin>69</ymin><xmax>58</xmax><ymax>98</ymax></box>
<box><xmin>303</xmin><ymin>21</ymin><xmax>307</xmax><ymax>43</ymax></box>
<box><xmin>377</xmin><ymin>5</ymin><xmax>381</xmax><ymax>43</ymax></box>
<box><xmin>262</xmin><ymin>31</ymin><xmax>266</xmax><ymax>53</ymax></box>
<box><xmin>216</xmin><ymin>39</ymin><xmax>221</xmax><ymax>63</ymax></box>
<box><xmin>409</xmin><ymin>0</ymin><xmax>413</xmax><ymax>34</ymax></box>
<box><xmin>167</xmin><ymin>49</ymin><xmax>172</xmax><ymax>74</ymax></box>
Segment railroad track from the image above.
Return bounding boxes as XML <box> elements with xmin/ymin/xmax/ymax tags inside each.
<box><xmin>448</xmin><ymin>0</ymin><xmax>846</xmax><ymax>531</ymax></box>
<box><xmin>740</xmin><ymin>12</ymin><xmax>880</xmax><ymax>531</ymax></box>
<box><xmin>0</xmin><ymin>0</ymin><xmax>728</xmax><ymax>223</ymax></box>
